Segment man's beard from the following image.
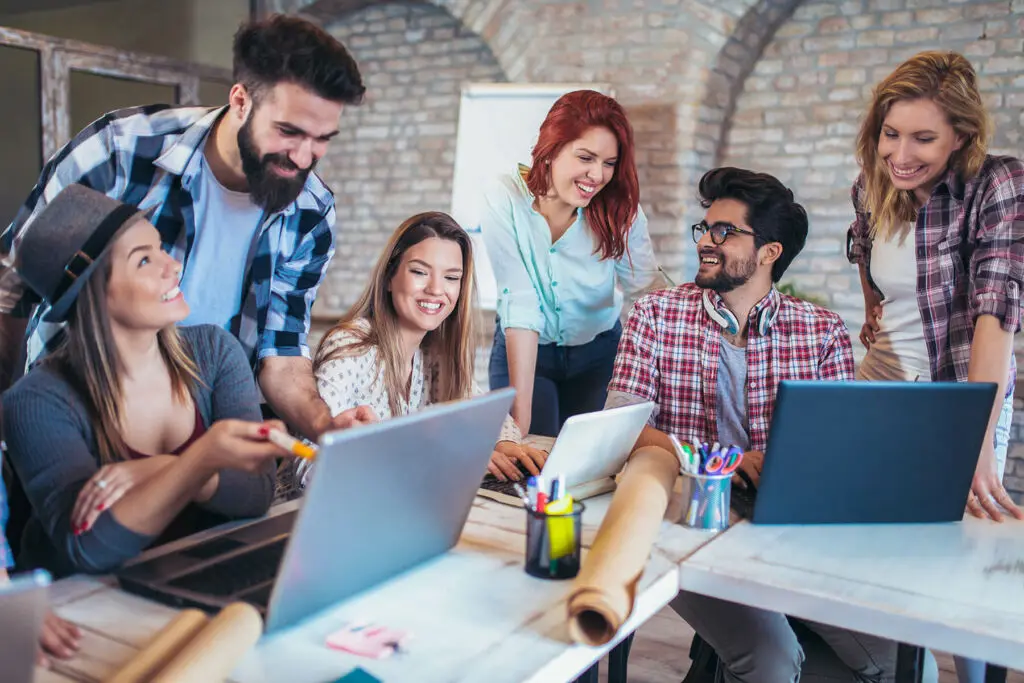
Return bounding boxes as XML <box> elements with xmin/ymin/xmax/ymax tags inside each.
<box><xmin>694</xmin><ymin>249</ymin><xmax>758</xmax><ymax>293</ymax></box>
<box><xmin>237</xmin><ymin>116</ymin><xmax>315</xmax><ymax>214</ymax></box>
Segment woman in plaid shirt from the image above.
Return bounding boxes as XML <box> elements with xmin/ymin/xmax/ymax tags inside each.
<box><xmin>847</xmin><ymin>51</ymin><xmax>1024</xmax><ymax>526</ymax></box>
<box><xmin>848</xmin><ymin>50</ymin><xmax>1024</xmax><ymax>683</ymax></box>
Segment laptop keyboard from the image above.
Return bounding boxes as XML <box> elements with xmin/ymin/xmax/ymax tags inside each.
<box><xmin>479</xmin><ymin>476</ymin><xmax>523</xmax><ymax>497</ymax></box>
<box><xmin>166</xmin><ymin>539</ymin><xmax>287</xmax><ymax>599</ymax></box>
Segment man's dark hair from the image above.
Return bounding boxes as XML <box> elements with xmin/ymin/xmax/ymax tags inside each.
<box><xmin>233</xmin><ymin>14</ymin><xmax>365</xmax><ymax>105</ymax></box>
<box><xmin>698</xmin><ymin>167</ymin><xmax>808</xmax><ymax>282</ymax></box>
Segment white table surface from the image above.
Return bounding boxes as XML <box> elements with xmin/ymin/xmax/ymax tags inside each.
<box><xmin>40</xmin><ymin>489</ymin><xmax>717</xmax><ymax>683</ymax></box>
<box><xmin>678</xmin><ymin>517</ymin><xmax>1024</xmax><ymax>672</ymax></box>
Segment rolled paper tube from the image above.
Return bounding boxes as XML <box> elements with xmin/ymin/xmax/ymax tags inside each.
<box><xmin>566</xmin><ymin>445</ymin><xmax>679</xmax><ymax>646</ymax></box>
<box><xmin>152</xmin><ymin>602</ymin><xmax>263</xmax><ymax>682</ymax></box>
<box><xmin>105</xmin><ymin>609</ymin><xmax>210</xmax><ymax>683</ymax></box>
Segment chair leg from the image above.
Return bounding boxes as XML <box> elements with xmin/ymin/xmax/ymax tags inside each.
<box><xmin>895</xmin><ymin>644</ymin><xmax>925</xmax><ymax>683</ymax></box>
<box><xmin>607</xmin><ymin>632</ymin><xmax>634</xmax><ymax>683</ymax></box>
<box><xmin>985</xmin><ymin>664</ymin><xmax>1008</xmax><ymax>683</ymax></box>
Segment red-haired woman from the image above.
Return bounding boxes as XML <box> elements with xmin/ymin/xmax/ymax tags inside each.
<box><xmin>481</xmin><ymin>90</ymin><xmax>663</xmax><ymax>437</ymax></box>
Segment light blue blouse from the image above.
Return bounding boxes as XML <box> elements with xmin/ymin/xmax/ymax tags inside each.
<box><xmin>480</xmin><ymin>168</ymin><xmax>661</xmax><ymax>346</ymax></box>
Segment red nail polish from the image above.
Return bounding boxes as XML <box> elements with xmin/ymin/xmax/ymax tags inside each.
<box><xmin>257</xmin><ymin>425</ymin><xmax>270</xmax><ymax>438</ymax></box>
<box><xmin>96</xmin><ymin>503</ymin><xmax>105</xmax><ymax>511</ymax></box>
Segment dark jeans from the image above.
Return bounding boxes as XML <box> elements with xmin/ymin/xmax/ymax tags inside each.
<box><xmin>488</xmin><ymin>320</ymin><xmax>623</xmax><ymax>437</ymax></box>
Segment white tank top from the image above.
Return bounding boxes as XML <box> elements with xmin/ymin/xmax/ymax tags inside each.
<box><xmin>858</xmin><ymin>227</ymin><xmax>932</xmax><ymax>382</ymax></box>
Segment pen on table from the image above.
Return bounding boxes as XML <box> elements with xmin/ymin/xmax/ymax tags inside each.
<box><xmin>512</xmin><ymin>482</ymin><xmax>532</xmax><ymax>509</ymax></box>
<box><xmin>526</xmin><ymin>476</ymin><xmax>538</xmax><ymax>510</ymax></box>
<box><xmin>264</xmin><ymin>428</ymin><xmax>318</xmax><ymax>460</ymax></box>
<box><xmin>549</xmin><ymin>473</ymin><xmax>565</xmax><ymax>503</ymax></box>
<box><xmin>534</xmin><ymin>475</ymin><xmax>547</xmax><ymax>512</ymax></box>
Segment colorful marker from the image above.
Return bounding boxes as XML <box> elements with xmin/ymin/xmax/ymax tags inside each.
<box><xmin>265</xmin><ymin>428</ymin><xmax>318</xmax><ymax>460</ymax></box>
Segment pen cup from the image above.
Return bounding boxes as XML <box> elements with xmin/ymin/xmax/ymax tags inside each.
<box><xmin>524</xmin><ymin>501</ymin><xmax>585</xmax><ymax>580</ymax></box>
<box><xmin>679</xmin><ymin>471</ymin><xmax>731</xmax><ymax>531</ymax></box>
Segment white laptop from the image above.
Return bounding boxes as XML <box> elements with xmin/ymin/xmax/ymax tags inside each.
<box><xmin>478</xmin><ymin>401</ymin><xmax>655</xmax><ymax>506</ymax></box>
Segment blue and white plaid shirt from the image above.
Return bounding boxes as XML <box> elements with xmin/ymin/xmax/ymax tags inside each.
<box><xmin>0</xmin><ymin>104</ymin><xmax>337</xmax><ymax>370</ymax></box>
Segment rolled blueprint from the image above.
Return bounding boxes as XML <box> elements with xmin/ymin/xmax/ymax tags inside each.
<box><xmin>566</xmin><ymin>445</ymin><xmax>679</xmax><ymax>646</ymax></box>
<box><xmin>104</xmin><ymin>609</ymin><xmax>210</xmax><ymax>683</ymax></box>
<box><xmin>151</xmin><ymin>602</ymin><xmax>263</xmax><ymax>682</ymax></box>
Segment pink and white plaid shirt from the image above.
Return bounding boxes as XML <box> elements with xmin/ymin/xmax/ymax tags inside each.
<box><xmin>608</xmin><ymin>283</ymin><xmax>854</xmax><ymax>452</ymax></box>
<box><xmin>847</xmin><ymin>155</ymin><xmax>1024</xmax><ymax>391</ymax></box>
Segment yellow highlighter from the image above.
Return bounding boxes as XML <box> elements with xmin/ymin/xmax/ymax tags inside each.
<box><xmin>545</xmin><ymin>494</ymin><xmax>576</xmax><ymax>561</ymax></box>
<box><xmin>266</xmin><ymin>429</ymin><xmax>318</xmax><ymax>460</ymax></box>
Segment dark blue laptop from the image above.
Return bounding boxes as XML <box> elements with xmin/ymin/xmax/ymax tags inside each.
<box><xmin>732</xmin><ymin>380</ymin><xmax>997</xmax><ymax>524</ymax></box>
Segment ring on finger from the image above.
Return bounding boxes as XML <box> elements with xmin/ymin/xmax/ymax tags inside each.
<box><xmin>95</xmin><ymin>479</ymin><xmax>109</xmax><ymax>490</ymax></box>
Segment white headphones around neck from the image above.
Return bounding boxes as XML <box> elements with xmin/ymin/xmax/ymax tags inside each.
<box><xmin>701</xmin><ymin>289</ymin><xmax>780</xmax><ymax>337</ymax></box>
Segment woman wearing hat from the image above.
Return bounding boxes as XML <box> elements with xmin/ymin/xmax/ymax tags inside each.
<box><xmin>2</xmin><ymin>184</ymin><xmax>291</xmax><ymax>577</ymax></box>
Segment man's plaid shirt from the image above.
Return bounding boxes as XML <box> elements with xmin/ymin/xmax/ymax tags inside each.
<box><xmin>0</xmin><ymin>104</ymin><xmax>337</xmax><ymax>370</ymax></box>
<box><xmin>608</xmin><ymin>284</ymin><xmax>854</xmax><ymax>452</ymax></box>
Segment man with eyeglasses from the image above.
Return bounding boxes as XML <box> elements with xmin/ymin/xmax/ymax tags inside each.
<box><xmin>606</xmin><ymin>167</ymin><xmax>896</xmax><ymax>681</ymax></box>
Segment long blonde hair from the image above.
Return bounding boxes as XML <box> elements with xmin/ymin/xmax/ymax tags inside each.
<box><xmin>46</xmin><ymin>230</ymin><xmax>201</xmax><ymax>464</ymax></box>
<box><xmin>314</xmin><ymin>212</ymin><xmax>476</xmax><ymax>416</ymax></box>
<box><xmin>855</xmin><ymin>50</ymin><xmax>991</xmax><ymax>240</ymax></box>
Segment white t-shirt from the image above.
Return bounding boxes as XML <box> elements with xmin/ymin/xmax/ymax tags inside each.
<box><xmin>178</xmin><ymin>155</ymin><xmax>264</xmax><ymax>328</ymax></box>
<box><xmin>858</xmin><ymin>227</ymin><xmax>931</xmax><ymax>382</ymax></box>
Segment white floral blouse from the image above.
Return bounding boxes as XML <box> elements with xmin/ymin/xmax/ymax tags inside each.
<box><xmin>315</xmin><ymin>321</ymin><xmax>521</xmax><ymax>444</ymax></box>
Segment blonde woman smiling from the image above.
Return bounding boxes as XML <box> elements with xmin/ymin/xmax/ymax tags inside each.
<box><xmin>313</xmin><ymin>212</ymin><xmax>547</xmax><ymax>483</ymax></box>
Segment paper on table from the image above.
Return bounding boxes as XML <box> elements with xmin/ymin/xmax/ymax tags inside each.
<box><xmin>105</xmin><ymin>609</ymin><xmax>210</xmax><ymax>683</ymax></box>
<box><xmin>566</xmin><ymin>445</ymin><xmax>679</xmax><ymax>646</ymax></box>
<box><xmin>151</xmin><ymin>602</ymin><xmax>263</xmax><ymax>682</ymax></box>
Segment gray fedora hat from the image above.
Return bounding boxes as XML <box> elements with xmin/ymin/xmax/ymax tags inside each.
<box><xmin>15</xmin><ymin>184</ymin><xmax>148</xmax><ymax>323</ymax></box>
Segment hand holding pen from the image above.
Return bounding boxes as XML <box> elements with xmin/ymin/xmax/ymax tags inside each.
<box><xmin>258</xmin><ymin>425</ymin><xmax>319</xmax><ymax>460</ymax></box>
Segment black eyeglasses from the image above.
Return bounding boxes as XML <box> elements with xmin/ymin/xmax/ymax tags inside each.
<box><xmin>691</xmin><ymin>221</ymin><xmax>758</xmax><ymax>245</ymax></box>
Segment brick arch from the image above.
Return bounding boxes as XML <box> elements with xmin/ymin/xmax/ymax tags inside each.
<box><xmin>694</xmin><ymin>0</ymin><xmax>807</xmax><ymax>171</ymax></box>
<box><xmin>259</xmin><ymin>0</ymin><xmax>525</xmax><ymax>78</ymax></box>
<box><xmin>670</xmin><ymin>0</ymin><xmax>806</xmax><ymax>278</ymax></box>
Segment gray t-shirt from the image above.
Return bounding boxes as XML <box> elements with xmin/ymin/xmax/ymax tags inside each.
<box><xmin>716</xmin><ymin>338</ymin><xmax>750</xmax><ymax>450</ymax></box>
<box><xmin>3</xmin><ymin>324</ymin><xmax>275</xmax><ymax>577</ymax></box>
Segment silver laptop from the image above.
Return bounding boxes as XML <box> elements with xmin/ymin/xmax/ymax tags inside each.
<box><xmin>478</xmin><ymin>401</ymin><xmax>655</xmax><ymax>506</ymax></box>
<box><xmin>1</xmin><ymin>569</ymin><xmax>51</xmax><ymax>683</ymax></box>
<box><xmin>116</xmin><ymin>388</ymin><xmax>514</xmax><ymax>634</ymax></box>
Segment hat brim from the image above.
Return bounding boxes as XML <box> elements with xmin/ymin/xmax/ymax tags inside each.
<box><xmin>41</xmin><ymin>209</ymin><xmax>150</xmax><ymax>323</ymax></box>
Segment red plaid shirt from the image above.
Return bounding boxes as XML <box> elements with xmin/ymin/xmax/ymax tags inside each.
<box><xmin>608</xmin><ymin>283</ymin><xmax>854</xmax><ymax>452</ymax></box>
<box><xmin>847</xmin><ymin>155</ymin><xmax>1023</xmax><ymax>390</ymax></box>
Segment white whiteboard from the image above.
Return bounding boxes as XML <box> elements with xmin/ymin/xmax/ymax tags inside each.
<box><xmin>450</xmin><ymin>82</ymin><xmax>611</xmax><ymax>310</ymax></box>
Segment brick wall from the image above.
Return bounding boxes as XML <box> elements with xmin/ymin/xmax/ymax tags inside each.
<box><xmin>274</xmin><ymin>0</ymin><xmax>798</xmax><ymax>288</ymax></box>
<box><xmin>310</xmin><ymin>1</ymin><xmax>505</xmax><ymax>317</ymax></box>
<box><xmin>723</xmin><ymin>0</ymin><xmax>1024</xmax><ymax>502</ymax></box>
<box><xmin>283</xmin><ymin>0</ymin><xmax>1024</xmax><ymax>501</ymax></box>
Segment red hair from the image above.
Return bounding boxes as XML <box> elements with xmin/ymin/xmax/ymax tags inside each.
<box><xmin>526</xmin><ymin>90</ymin><xmax>639</xmax><ymax>261</ymax></box>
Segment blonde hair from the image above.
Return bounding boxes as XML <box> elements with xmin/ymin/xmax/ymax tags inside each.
<box><xmin>314</xmin><ymin>212</ymin><xmax>476</xmax><ymax>416</ymax></box>
<box><xmin>47</xmin><ymin>228</ymin><xmax>201</xmax><ymax>464</ymax></box>
<box><xmin>855</xmin><ymin>50</ymin><xmax>991</xmax><ymax>241</ymax></box>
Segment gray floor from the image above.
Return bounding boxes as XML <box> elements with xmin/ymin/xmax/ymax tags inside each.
<box><xmin>596</xmin><ymin>606</ymin><xmax>1024</xmax><ymax>683</ymax></box>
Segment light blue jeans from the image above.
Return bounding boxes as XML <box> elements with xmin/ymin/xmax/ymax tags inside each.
<box><xmin>955</xmin><ymin>391</ymin><xmax>1013</xmax><ymax>683</ymax></box>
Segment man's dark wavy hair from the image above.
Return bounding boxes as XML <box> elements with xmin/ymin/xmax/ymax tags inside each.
<box><xmin>233</xmin><ymin>14</ymin><xmax>365</xmax><ymax>105</ymax></box>
<box><xmin>698</xmin><ymin>167</ymin><xmax>809</xmax><ymax>282</ymax></box>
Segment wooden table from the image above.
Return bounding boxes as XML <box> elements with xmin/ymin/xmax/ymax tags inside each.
<box><xmin>40</xmin><ymin>492</ymin><xmax>719</xmax><ymax>683</ymax></box>
<box><xmin>677</xmin><ymin>518</ymin><xmax>1024</xmax><ymax>674</ymax></box>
